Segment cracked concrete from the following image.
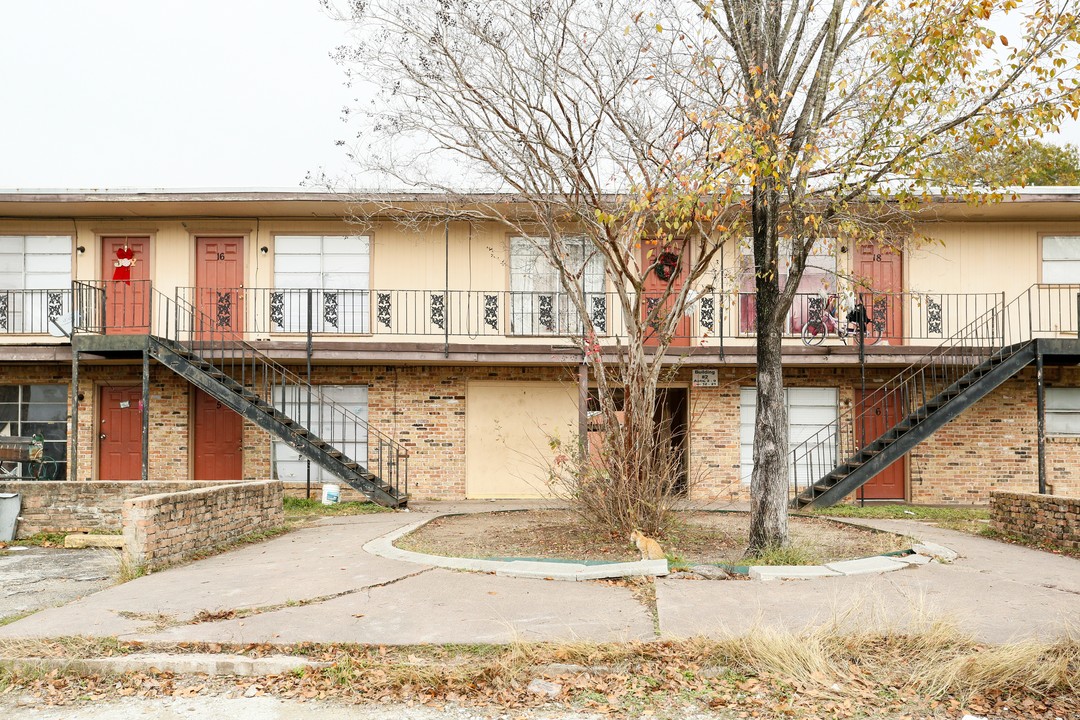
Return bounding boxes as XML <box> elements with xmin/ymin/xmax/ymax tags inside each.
<box><xmin>0</xmin><ymin>547</ymin><xmax>120</xmax><ymax>620</ymax></box>
<box><xmin>1</xmin><ymin>507</ymin><xmax>1075</xmax><ymax>645</ymax></box>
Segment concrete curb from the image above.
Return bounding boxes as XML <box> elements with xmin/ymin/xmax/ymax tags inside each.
<box><xmin>364</xmin><ymin>513</ymin><xmax>955</xmax><ymax>583</ymax></box>
<box><xmin>363</xmin><ymin>515</ymin><xmax>669</xmax><ymax>581</ymax></box>
<box><xmin>0</xmin><ymin>653</ymin><xmax>329</xmax><ymax>677</ymax></box>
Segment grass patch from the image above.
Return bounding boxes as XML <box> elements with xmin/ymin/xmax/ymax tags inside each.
<box><xmin>810</xmin><ymin>504</ymin><xmax>989</xmax><ymax>522</ymax></box>
<box><xmin>12</xmin><ymin>532</ymin><xmax>68</xmax><ymax>547</ymax></box>
<box><xmin>978</xmin><ymin>526</ymin><xmax>1080</xmax><ymax>559</ymax></box>
<box><xmin>741</xmin><ymin>542</ymin><xmax>817</xmax><ymax>566</ymax></box>
<box><xmin>283</xmin><ymin>497</ymin><xmax>389</xmax><ymax>519</ymax></box>
<box><xmin>114</xmin><ymin>551</ymin><xmax>148</xmax><ymax>584</ymax></box>
<box><xmin>0</xmin><ymin>611</ymin><xmax>35</xmax><ymax>628</ymax></box>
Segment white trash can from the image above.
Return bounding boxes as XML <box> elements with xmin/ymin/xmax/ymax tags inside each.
<box><xmin>321</xmin><ymin>483</ymin><xmax>340</xmax><ymax>506</ymax></box>
<box><xmin>0</xmin><ymin>493</ymin><xmax>20</xmax><ymax>542</ymax></box>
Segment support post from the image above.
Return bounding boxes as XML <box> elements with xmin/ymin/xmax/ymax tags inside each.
<box><xmin>857</xmin><ymin>307</ymin><xmax>866</xmax><ymax>507</ymax></box>
<box><xmin>141</xmin><ymin>348</ymin><xmax>150</xmax><ymax>483</ymax></box>
<box><xmin>578</xmin><ymin>360</ymin><xmax>588</xmax><ymax>451</ymax></box>
<box><xmin>71</xmin><ymin>347</ymin><xmax>79</xmax><ymax>482</ymax></box>
<box><xmin>1036</xmin><ymin>343</ymin><xmax>1047</xmax><ymax>495</ymax></box>
<box><xmin>306</xmin><ymin>288</ymin><xmax>313</xmax><ymax>500</ymax></box>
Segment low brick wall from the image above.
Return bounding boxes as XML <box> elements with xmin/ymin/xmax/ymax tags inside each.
<box><xmin>990</xmin><ymin>491</ymin><xmax>1080</xmax><ymax>551</ymax></box>
<box><xmin>123</xmin><ymin>481</ymin><xmax>284</xmax><ymax>569</ymax></box>
<box><xmin>0</xmin><ymin>481</ymin><xmax>240</xmax><ymax>538</ymax></box>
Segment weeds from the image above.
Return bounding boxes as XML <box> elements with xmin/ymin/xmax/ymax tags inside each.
<box><xmin>114</xmin><ymin>551</ymin><xmax>148</xmax><ymax>584</ymax></box>
<box><xmin>742</xmin><ymin>542</ymin><xmax>816</xmax><ymax>566</ymax></box>
<box><xmin>13</xmin><ymin>532</ymin><xmax>69</xmax><ymax>547</ymax></box>
<box><xmin>282</xmin><ymin>497</ymin><xmax>389</xmax><ymax>518</ymax></box>
<box><xmin>810</xmin><ymin>504</ymin><xmax>989</xmax><ymax>522</ymax></box>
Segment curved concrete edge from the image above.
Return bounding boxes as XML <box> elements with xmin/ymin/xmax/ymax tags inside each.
<box><xmin>748</xmin><ymin>538</ymin><xmax>958</xmax><ymax>581</ymax></box>
<box><xmin>363</xmin><ymin>514</ymin><xmax>956</xmax><ymax>583</ymax></box>
<box><xmin>0</xmin><ymin>654</ymin><xmax>329</xmax><ymax>677</ymax></box>
<box><xmin>363</xmin><ymin>515</ymin><xmax>669</xmax><ymax>581</ymax></box>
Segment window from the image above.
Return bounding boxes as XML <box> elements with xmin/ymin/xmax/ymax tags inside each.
<box><xmin>738</xmin><ymin>240</ymin><xmax>837</xmax><ymax>334</ymax></box>
<box><xmin>1042</xmin><ymin>236</ymin><xmax>1080</xmax><ymax>284</ymax></box>
<box><xmin>1046</xmin><ymin>388</ymin><xmax>1080</xmax><ymax>436</ymax></box>
<box><xmin>510</xmin><ymin>236</ymin><xmax>605</xmax><ymax>335</ymax></box>
<box><xmin>272</xmin><ymin>385</ymin><xmax>368</xmax><ymax>483</ymax></box>
<box><xmin>0</xmin><ymin>236</ymin><xmax>71</xmax><ymax>333</ymax></box>
<box><xmin>0</xmin><ymin>384</ymin><xmax>68</xmax><ymax>479</ymax></box>
<box><xmin>739</xmin><ymin>387</ymin><xmax>838</xmax><ymax>484</ymax></box>
<box><xmin>272</xmin><ymin>235</ymin><xmax>370</xmax><ymax>333</ymax></box>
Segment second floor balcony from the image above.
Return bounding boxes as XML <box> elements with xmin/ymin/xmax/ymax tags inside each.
<box><xmin>50</xmin><ymin>280</ymin><xmax>1079</xmax><ymax>362</ymax></box>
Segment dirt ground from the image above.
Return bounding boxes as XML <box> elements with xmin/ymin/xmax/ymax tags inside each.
<box><xmin>395</xmin><ymin>510</ymin><xmax>911</xmax><ymax>565</ymax></box>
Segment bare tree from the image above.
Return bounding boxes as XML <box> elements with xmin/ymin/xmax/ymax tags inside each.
<box><xmin>324</xmin><ymin>0</ymin><xmax>740</xmax><ymax>535</ymax></box>
<box><xmin>326</xmin><ymin>0</ymin><xmax>1080</xmax><ymax>549</ymax></box>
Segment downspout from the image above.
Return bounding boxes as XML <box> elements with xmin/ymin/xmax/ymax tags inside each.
<box><xmin>1036</xmin><ymin>342</ymin><xmax>1046</xmax><ymax>495</ymax></box>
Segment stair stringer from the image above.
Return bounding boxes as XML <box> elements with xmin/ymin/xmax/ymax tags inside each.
<box><xmin>149</xmin><ymin>337</ymin><xmax>405</xmax><ymax>507</ymax></box>
<box><xmin>800</xmin><ymin>341</ymin><xmax>1036</xmax><ymax>508</ymax></box>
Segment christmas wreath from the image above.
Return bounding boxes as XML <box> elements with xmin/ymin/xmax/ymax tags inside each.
<box><xmin>655</xmin><ymin>251</ymin><xmax>680</xmax><ymax>281</ymax></box>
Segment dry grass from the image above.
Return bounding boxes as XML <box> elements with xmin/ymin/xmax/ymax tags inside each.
<box><xmin>1</xmin><ymin>625</ymin><xmax>1076</xmax><ymax>716</ymax></box>
<box><xmin>397</xmin><ymin>509</ymin><xmax>911</xmax><ymax>566</ymax></box>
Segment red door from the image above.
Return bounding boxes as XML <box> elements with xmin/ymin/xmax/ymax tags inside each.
<box><xmin>192</xmin><ymin>390</ymin><xmax>243</xmax><ymax>480</ymax></box>
<box><xmin>195</xmin><ymin>237</ymin><xmax>244</xmax><ymax>337</ymax></box>
<box><xmin>856</xmin><ymin>388</ymin><xmax>906</xmax><ymax>500</ymax></box>
<box><xmin>642</xmin><ymin>242</ymin><xmax>691</xmax><ymax>347</ymax></box>
<box><xmin>102</xmin><ymin>237</ymin><xmax>150</xmax><ymax>334</ymax></box>
<box><xmin>98</xmin><ymin>386</ymin><xmax>143</xmax><ymax>480</ymax></box>
<box><xmin>855</xmin><ymin>242</ymin><xmax>903</xmax><ymax>344</ymax></box>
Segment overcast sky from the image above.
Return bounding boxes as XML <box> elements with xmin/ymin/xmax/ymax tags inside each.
<box><xmin>0</xmin><ymin>1</ymin><xmax>1077</xmax><ymax>191</ymax></box>
<box><xmin>0</xmin><ymin>0</ymin><xmax>356</xmax><ymax>190</ymax></box>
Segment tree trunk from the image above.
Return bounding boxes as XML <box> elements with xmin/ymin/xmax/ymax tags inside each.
<box><xmin>747</xmin><ymin>183</ymin><xmax>790</xmax><ymax>554</ymax></box>
<box><xmin>748</xmin><ymin>323</ymin><xmax>790</xmax><ymax>553</ymax></box>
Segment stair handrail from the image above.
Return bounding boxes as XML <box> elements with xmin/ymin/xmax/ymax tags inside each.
<box><xmin>148</xmin><ymin>288</ymin><xmax>409</xmax><ymax>496</ymax></box>
<box><xmin>788</xmin><ymin>284</ymin><xmax>1079</xmax><ymax>504</ymax></box>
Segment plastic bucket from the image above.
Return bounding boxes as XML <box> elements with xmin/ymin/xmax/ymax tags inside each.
<box><xmin>321</xmin><ymin>483</ymin><xmax>340</xmax><ymax>506</ymax></box>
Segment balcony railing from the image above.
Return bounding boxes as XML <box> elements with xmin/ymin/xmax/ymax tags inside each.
<box><xmin>175</xmin><ymin>287</ymin><xmax>726</xmax><ymax>345</ymax></box>
<box><xmin>734</xmin><ymin>291</ymin><xmax>1003</xmax><ymax>344</ymax></box>
<box><xmin>0</xmin><ymin>288</ymin><xmax>72</xmax><ymax>335</ymax></box>
<box><xmin>66</xmin><ymin>281</ymin><xmax>1073</xmax><ymax>351</ymax></box>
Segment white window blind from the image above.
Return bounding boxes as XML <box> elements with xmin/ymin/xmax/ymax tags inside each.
<box><xmin>272</xmin><ymin>385</ymin><xmax>369</xmax><ymax>483</ymax></box>
<box><xmin>739</xmin><ymin>386</ymin><xmax>838</xmax><ymax>485</ymax></box>
<box><xmin>272</xmin><ymin>235</ymin><xmax>370</xmax><ymax>333</ymax></box>
<box><xmin>0</xmin><ymin>236</ymin><xmax>71</xmax><ymax>333</ymax></box>
<box><xmin>509</xmin><ymin>236</ymin><xmax>605</xmax><ymax>335</ymax></box>
<box><xmin>1046</xmin><ymin>387</ymin><xmax>1080</xmax><ymax>436</ymax></box>
<box><xmin>1042</xmin><ymin>236</ymin><xmax>1080</xmax><ymax>284</ymax></box>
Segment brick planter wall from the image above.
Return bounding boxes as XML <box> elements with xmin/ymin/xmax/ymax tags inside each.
<box><xmin>989</xmin><ymin>491</ymin><xmax>1080</xmax><ymax>551</ymax></box>
<box><xmin>122</xmin><ymin>481</ymin><xmax>284</xmax><ymax>569</ymax></box>
<box><xmin>0</xmin><ymin>481</ymin><xmax>238</xmax><ymax>538</ymax></box>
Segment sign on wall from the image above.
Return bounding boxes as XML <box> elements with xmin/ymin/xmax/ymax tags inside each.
<box><xmin>692</xmin><ymin>369</ymin><xmax>718</xmax><ymax>387</ymax></box>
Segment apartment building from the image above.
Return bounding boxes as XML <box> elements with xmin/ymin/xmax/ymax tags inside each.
<box><xmin>1</xmin><ymin>189</ymin><xmax>1077</xmax><ymax>506</ymax></box>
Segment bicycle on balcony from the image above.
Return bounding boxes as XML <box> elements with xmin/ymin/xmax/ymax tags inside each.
<box><xmin>0</xmin><ymin>434</ymin><xmax>59</xmax><ymax>480</ymax></box>
<box><xmin>800</xmin><ymin>291</ymin><xmax>882</xmax><ymax>346</ymax></box>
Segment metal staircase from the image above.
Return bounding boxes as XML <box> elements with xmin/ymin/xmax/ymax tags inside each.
<box><xmin>76</xmin><ymin>283</ymin><xmax>408</xmax><ymax>507</ymax></box>
<box><xmin>791</xmin><ymin>285</ymin><xmax>1079</xmax><ymax>508</ymax></box>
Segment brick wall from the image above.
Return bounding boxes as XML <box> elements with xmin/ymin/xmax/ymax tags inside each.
<box><xmin>122</xmin><ymin>480</ymin><xmax>284</xmax><ymax>569</ymax></box>
<box><xmin>0</xmin><ymin>480</ymin><xmax>237</xmax><ymax>538</ymax></box>
<box><xmin>6</xmin><ymin>358</ymin><xmax>1076</xmax><ymax>506</ymax></box>
<box><xmin>989</xmin><ymin>491</ymin><xmax>1080</xmax><ymax>551</ymax></box>
<box><xmin>909</xmin><ymin>368</ymin><xmax>1080</xmax><ymax>502</ymax></box>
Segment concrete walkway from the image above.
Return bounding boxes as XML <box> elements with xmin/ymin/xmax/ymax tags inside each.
<box><xmin>1</xmin><ymin>505</ymin><xmax>1076</xmax><ymax>645</ymax></box>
